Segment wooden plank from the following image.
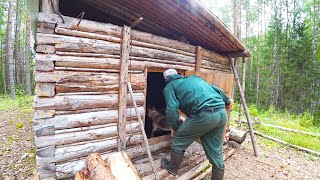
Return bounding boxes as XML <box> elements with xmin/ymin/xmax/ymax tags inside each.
<box><xmin>118</xmin><ymin>25</ymin><xmax>131</xmax><ymax>151</ymax></box>
<box><xmin>35</xmin><ymin>83</ymin><xmax>55</xmax><ymax>97</ymax></box>
<box><xmin>225</xmin><ymin>74</ymin><xmax>234</xmax><ymax>98</ymax></box>
<box><xmin>195</xmin><ymin>46</ymin><xmax>202</xmax><ymax>71</ymax></box>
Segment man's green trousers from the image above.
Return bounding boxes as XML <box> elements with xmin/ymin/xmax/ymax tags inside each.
<box><xmin>172</xmin><ymin>109</ymin><xmax>227</xmax><ymax>169</ymax></box>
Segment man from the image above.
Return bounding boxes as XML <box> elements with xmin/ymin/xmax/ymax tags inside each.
<box><xmin>161</xmin><ymin>69</ymin><xmax>234</xmax><ymax>180</ymax></box>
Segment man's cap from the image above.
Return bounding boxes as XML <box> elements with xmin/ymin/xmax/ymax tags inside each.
<box><xmin>163</xmin><ymin>69</ymin><xmax>177</xmax><ymax>80</ymax></box>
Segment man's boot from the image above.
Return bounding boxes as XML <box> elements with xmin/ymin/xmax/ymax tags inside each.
<box><xmin>161</xmin><ymin>149</ymin><xmax>184</xmax><ymax>175</ymax></box>
<box><xmin>211</xmin><ymin>166</ymin><xmax>224</xmax><ymax>180</ymax></box>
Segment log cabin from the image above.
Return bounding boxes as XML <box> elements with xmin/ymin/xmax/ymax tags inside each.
<box><xmin>31</xmin><ymin>0</ymin><xmax>251</xmax><ymax>179</ymax></box>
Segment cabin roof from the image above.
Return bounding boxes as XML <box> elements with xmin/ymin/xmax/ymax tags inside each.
<box><xmin>60</xmin><ymin>0</ymin><xmax>251</xmax><ymax>57</ymax></box>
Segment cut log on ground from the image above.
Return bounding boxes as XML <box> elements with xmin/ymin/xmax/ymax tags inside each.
<box><xmin>229</xmin><ymin>128</ymin><xmax>247</xmax><ymax>144</ymax></box>
<box><xmin>75</xmin><ymin>152</ymin><xmax>141</xmax><ymax>180</ymax></box>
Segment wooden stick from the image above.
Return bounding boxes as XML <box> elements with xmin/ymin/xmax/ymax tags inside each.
<box><xmin>228</xmin><ymin>55</ymin><xmax>259</xmax><ymax>156</ymax></box>
<box><xmin>118</xmin><ymin>25</ymin><xmax>131</xmax><ymax>151</ymax></box>
<box><xmin>260</xmin><ymin>123</ymin><xmax>320</xmax><ymax>137</ymax></box>
<box><xmin>254</xmin><ymin>131</ymin><xmax>320</xmax><ymax>156</ymax></box>
<box><xmin>127</xmin><ymin>82</ymin><xmax>160</xmax><ymax>180</ymax></box>
<box><xmin>130</xmin><ymin>17</ymin><xmax>143</xmax><ymax>28</ymax></box>
<box><xmin>237</xmin><ymin>57</ymin><xmax>246</xmax><ymax>127</ymax></box>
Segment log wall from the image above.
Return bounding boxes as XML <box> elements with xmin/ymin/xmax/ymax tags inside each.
<box><xmin>34</xmin><ymin>12</ymin><xmax>232</xmax><ymax>179</ymax></box>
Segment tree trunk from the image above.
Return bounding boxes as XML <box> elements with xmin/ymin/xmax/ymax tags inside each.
<box><xmin>6</xmin><ymin>0</ymin><xmax>16</xmax><ymax>98</ymax></box>
<box><xmin>14</xmin><ymin>0</ymin><xmax>21</xmax><ymax>85</ymax></box>
<box><xmin>25</xmin><ymin>15</ymin><xmax>32</xmax><ymax>95</ymax></box>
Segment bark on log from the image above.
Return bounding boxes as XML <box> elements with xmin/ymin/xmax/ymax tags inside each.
<box><xmin>38</xmin><ymin>13</ymin><xmax>230</xmax><ymax>62</ymax></box>
<box><xmin>33</xmin><ymin>107</ymin><xmax>144</xmax><ymax>132</ymax></box>
<box><xmin>75</xmin><ymin>169</ymin><xmax>89</xmax><ymax>180</ymax></box>
<box><xmin>34</xmin><ymin>110</ymin><xmax>55</xmax><ymax>119</ymax></box>
<box><xmin>37</xmin><ymin>22</ymin><xmax>55</xmax><ymax>34</ymax></box>
<box><xmin>34</xmin><ymin>92</ymin><xmax>144</xmax><ymax>111</ymax></box>
<box><xmin>55</xmin><ymin>138</ymin><xmax>172</xmax><ymax>179</ymax></box>
<box><xmin>86</xmin><ymin>153</ymin><xmax>115</xmax><ymax>180</ymax></box>
<box><xmin>229</xmin><ymin>128</ymin><xmax>247</xmax><ymax>144</ymax></box>
<box><xmin>36</xmin><ymin>54</ymin><xmax>145</xmax><ymax>71</ymax></box>
<box><xmin>35</xmin><ymin>71</ymin><xmax>145</xmax><ymax>93</ymax></box>
<box><xmin>35</xmin><ymin>121</ymin><xmax>141</xmax><ymax>148</ymax></box>
<box><xmin>106</xmin><ymin>152</ymin><xmax>141</xmax><ymax>180</ymax></box>
<box><xmin>35</xmin><ymin>60</ymin><xmax>54</xmax><ymax>71</ymax></box>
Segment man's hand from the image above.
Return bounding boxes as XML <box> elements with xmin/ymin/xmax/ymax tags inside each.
<box><xmin>170</xmin><ymin>127</ymin><xmax>175</xmax><ymax>137</ymax></box>
<box><xmin>226</xmin><ymin>99</ymin><xmax>234</xmax><ymax>112</ymax></box>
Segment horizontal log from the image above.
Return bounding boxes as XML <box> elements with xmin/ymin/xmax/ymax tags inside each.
<box><xmin>55</xmin><ymin>27</ymin><xmax>121</xmax><ymax>43</ymax></box>
<box><xmin>38</xmin><ymin>13</ymin><xmax>229</xmax><ymax>62</ymax></box>
<box><xmin>36</xmin><ymin>54</ymin><xmax>145</xmax><ymax>70</ymax></box>
<box><xmin>37</xmin><ymin>134</ymin><xmax>143</xmax><ymax>165</ymax></box>
<box><xmin>37</xmin><ymin>22</ymin><xmax>55</xmax><ymax>34</ymax></box>
<box><xmin>34</xmin><ymin>92</ymin><xmax>144</xmax><ymax>111</ymax></box>
<box><xmin>229</xmin><ymin>128</ymin><xmax>247</xmax><ymax>144</ymax></box>
<box><xmin>35</xmin><ymin>60</ymin><xmax>54</xmax><ymax>71</ymax></box>
<box><xmin>33</xmin><ymin>107</ymin><xmax>145</xmax><ymax>132</ymax></box>
<box><xmin>260</xmin><ymin>123</ymin><xmax>320</xmax><ymax>137</ymax></box>
<box><xmin>35</xmin><ymin>71</ymin><xmax>145</xmax><ymax>93</ymax></box>
<box><xmin>55</xmin><ymin>137</ymin><xmax>172</xmax><ymax>179</ymax></box>
<box><xmin>56</xmin><ymin>51</ymin><xmax>121</xmax><ymax>59</ymax></box>
<box><xmin>35</xmin><ymin>121</ymin><xmax>141</xmax><ymax>148</ymax></box>
<box><xmin>34</xmin><ymin>110</ymin><xmax>56</xmax><ymax>119</ymax></box>
<box><xmin>35</xmin><ymin>83</ymin><xmax>55</xmax><ymax>97</ymax></box>
<box><xmin>36</xmin><ymin>45</ymin><xmax>55</xmax><ymax>54</ymax></box>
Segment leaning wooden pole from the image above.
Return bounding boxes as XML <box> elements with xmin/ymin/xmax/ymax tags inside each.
<box><xmin>238</xmin><ymin>57</ymin><xmax>246</xmax><ymax>127</ymax></box>
<box><xmin>127</xmin><ymin>82</ymin><xmax>160</xmax><ymax>180</ymax></box>
<box><xmin>228</xmin><ymin>55</ymin><xmax>258</xmax><ymax>156</ymax></box>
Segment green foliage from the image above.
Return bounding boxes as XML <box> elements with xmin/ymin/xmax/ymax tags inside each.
<box><xmin>299</xmin><ymin>111</ymin><xmax>314</xmax><ymax>128</ymax></box>
<box><xmin>249</xmin><ymin>104</ymin><xmax>259</xmax><ymax>117</ymax></box>
<box><xmin>255</xmin><ymin>125</ymin><xmax>320</xmax><ymax>152</ymax></box>
<box><xmin>16</xmin><ymin>122</ymin><xmax>24</xmax><ymax>129</ymax></box>
<box><xmin>0</xmin><ymin>94</ymin><xmax>33</xmax><ymax>110</ymax></box>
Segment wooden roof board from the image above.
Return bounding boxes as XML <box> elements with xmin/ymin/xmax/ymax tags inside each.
<box><xmin>60</xmin><ymin>0</ymin><xmax>251</xmax><ymax>57</ymax></box>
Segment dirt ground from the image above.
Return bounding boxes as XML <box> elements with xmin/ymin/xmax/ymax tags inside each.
<box><xmin>0</xmin><ymin>108</ymin><xmax>319</xmax><ymax>179</ymax></box>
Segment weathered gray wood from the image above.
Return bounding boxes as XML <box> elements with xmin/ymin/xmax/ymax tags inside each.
<box><xmin>33</xmin><ymin>107</ymin><xmax>144</xmax><ymax>132</ymax></box>
<box><xmin>35</xmin><ymin>121</ymin><xmax>141</xmax><ymax>148</ymax></box>
<box><xmin>118</xmin><ymin>25</ymin><xmax>131</xmax><ymax>151</ymax></box>
<box><xmin>34</xmin><ymin>92</ymin><xmax>144</xmax><ymax>110</ymax></box>
<box><xmin>37</xmin><ymin>145</ymin><xmax>55</xmax><ymax>158</ymax></box>
<box><xmin>36</xmin><ymin>54</ymin><xmax>146</xmax><ymax>70</ymax></box>
<box><xmin>35</xmin><ymin>125</ymin><xmax>55</xmax><ymax>136</ymax></box>
<box><xmin>38</xmin><ymin>164</ymin><xmax>56</xmax><ymax>179</ymax></box>
<box><xmin>35</xmin><ymin>60</ymin><xmax>54</xmax><ymax>71</ymax></box>
<box><xmin>36</xmin><ymin>45</ymin><xmax>55</xmax><ymax>54</ymax></box>
<box><xmin>55</xmin><ymin>51</ymin><xmax>120</xmax><ymax>59</ymax></box>
<box><xmin>35</xmin><ymin>83</ymin><xmax>55</xmax><ymax>97</ymax></box>
<box><xmin>37</xmin><ymin>22</ymin><xmax>55</xmax><ymax>34</ymax></box>
<box><xmin>34</xmin><ymin>110</ymin><xmax>56</xmax><ymax>119</ymax></box>
<box><xmin>35</xmin><ymin>71</ymin><xmax>146</xmax><ymax>93</ymax></box>
<box><xmin>55</xmin><ymin>135</ymin><xmax>172</xmax><ymax>179</ymax></box>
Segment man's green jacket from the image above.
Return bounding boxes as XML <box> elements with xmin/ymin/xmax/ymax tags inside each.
<box><xmin>163</xmin><ymin>74</ymin><xmax>231</xmax><ymax>131</ymax></box>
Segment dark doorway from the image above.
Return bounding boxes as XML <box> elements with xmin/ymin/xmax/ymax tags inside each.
<box><xmin>145</xmin><ymin>72</ymin><xmax>170</xmax><ymax>138</ymax></box>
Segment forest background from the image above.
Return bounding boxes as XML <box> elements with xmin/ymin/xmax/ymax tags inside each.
<box><xmin>0</xmin><ymin>0</ymin><xmax>319</xmax><ymax>126</ymax></box>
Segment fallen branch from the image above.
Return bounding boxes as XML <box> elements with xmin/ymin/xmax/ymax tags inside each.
<box><xmin>260</xmin><ymin>123</ymin><xmax>320</xmax><ymax>137</ymax></box>
<box><xmin>254</xmin><ymin>131</ymin><xmax>320</xmax><ymax>156</ymax></box>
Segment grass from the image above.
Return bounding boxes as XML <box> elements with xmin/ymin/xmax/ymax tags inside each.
<box><xmin>230</xmin><ymin>104</ymin><xmax>320</xmax><ymax>153</ymax></box>
<box><xmin>0</xmin><ymin>95</ymin><xmax>33</xmax><ymax>111</ymax></box>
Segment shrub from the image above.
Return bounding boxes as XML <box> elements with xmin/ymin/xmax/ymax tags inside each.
<box><xmin>299</xmin><ymin>111</ymin><xmax>314</xmax><ymax>128</ymax></box>
<box><xmin>249</xmin><ymin>104</ymin><xmax>259</xmax><ymax>117</ymax></box>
